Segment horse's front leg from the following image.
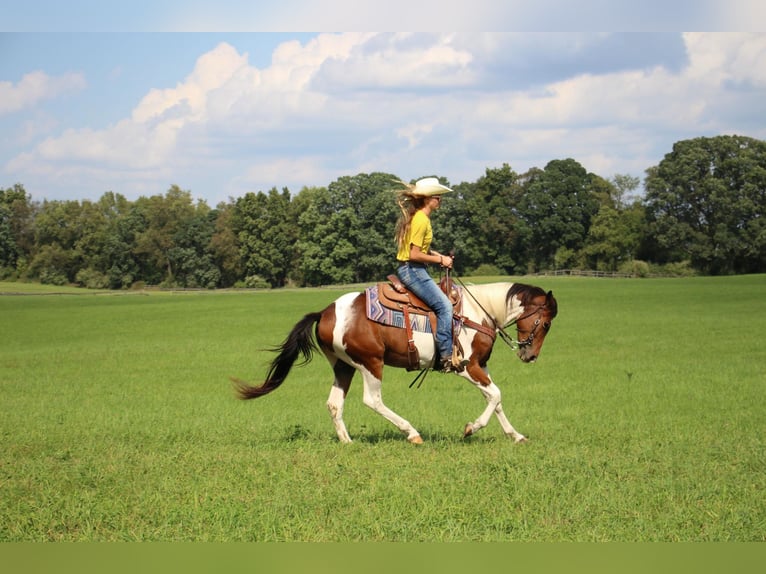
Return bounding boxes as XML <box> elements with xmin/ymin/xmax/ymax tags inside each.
<box><xmin>489</xmin><ymin>393</ymin><xmax>527</xmax><ymax>443</ymax></box>
<box><xmin>460</xmin><ymin>367</ymin><xmax>527</xmax><ymax>443</ymax></box>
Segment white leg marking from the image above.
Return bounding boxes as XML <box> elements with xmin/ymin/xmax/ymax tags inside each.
<box><xmin>327</xmin><ymin>383</ymin><xmax>352</xmax><ymax>443</ymax></box>
<box><xmin>459</xmin><ymin>370</ymin><xmax>526</xmax><ymax>442</ymax></box>
<box><xmin>329</xmin><ymin>292</ymin><xmax>422</xmax><ymax>443</ymax></box>
<box><xmin>360</xmin><ymin>369</ymin><xmax>422</xmax><ymax>443</ymax></box>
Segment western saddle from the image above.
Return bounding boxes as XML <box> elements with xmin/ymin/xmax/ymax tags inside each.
<box><xmin>375</xmin><ymin>274</ymin><xmax>494</xmax><ymax>371</ymax></box>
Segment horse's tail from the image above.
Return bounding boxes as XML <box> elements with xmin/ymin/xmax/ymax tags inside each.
<box><xmin>233</xmin><ymin>312</ymin><xmax>322</xmax><ymax>400</ymax></box>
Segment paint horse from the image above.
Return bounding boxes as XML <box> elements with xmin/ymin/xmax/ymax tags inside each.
<box><xmin>234</xmin><ymin>280</ymin><xmax>557</xmax><ymax>443</ymax></box>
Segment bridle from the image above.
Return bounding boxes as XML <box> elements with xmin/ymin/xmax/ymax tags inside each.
<box><xmin>454</xmin><ymin>276</ymin><xmax>549</xmax><ymax>351</ymax></box>
<box><xmin>409</xmin><ymin>274</ymin><xmax>550</xmax><ymax>389</ymax></box>
<box><xmin>505</xmin><ymin>305</ymin><xmax>548</xmax><ymax>349</ymax></box>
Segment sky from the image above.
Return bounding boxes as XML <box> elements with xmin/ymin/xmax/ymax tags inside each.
<box><xmin>2</xmin><ymin>1</ymin><xmax>766</xmax><ymax>205</ymax></box>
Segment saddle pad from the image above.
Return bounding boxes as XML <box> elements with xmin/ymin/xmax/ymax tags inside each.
<box><xmin>365</xmin><ymin>285</ymin><xmax>434</xmax><ymax>333</ymax></box>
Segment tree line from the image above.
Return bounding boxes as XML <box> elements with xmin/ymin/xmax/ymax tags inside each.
<box><xmin>1</xmin><ymin>135</ymin><xmax>765</xmax><ymax>289</ymax></box>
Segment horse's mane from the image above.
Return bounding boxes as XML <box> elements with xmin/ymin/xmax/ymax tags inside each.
<box><xmin>507</xmin><ymin>283</ymin><xmax>546</xmax><ymax>306</ymax></box>
<box><xmin>463</xmin><ymin>282</ymin><xmax>557</xmax><ymax>320</ymax></box>
<box><xmin>508</xmin><ymin>283</ymin><xmax>557</xmax><ymax>317</ymax></box>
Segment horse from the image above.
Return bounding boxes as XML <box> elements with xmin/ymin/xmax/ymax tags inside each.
<box><xmin>233</xmin><ymin>281</ymin><xmax>558</xmax><ymax>444</ymax></box>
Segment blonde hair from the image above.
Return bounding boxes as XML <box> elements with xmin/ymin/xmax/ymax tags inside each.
<box><xmin>392</xmin><ymin>180</ymin><xmax>427</xmax><ymax>247</ymax></box>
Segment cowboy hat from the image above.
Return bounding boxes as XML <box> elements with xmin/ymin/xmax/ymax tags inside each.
<box><xmin>410</xmin><ymin>177</ymin><xmax>453</xmax><ymax>196</ymax></box>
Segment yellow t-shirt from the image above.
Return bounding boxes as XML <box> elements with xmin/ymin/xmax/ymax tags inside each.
<box><xmin>397</xmin><ymin>210</ymin><xmax>432</xmax><ymax>261</ymax></box>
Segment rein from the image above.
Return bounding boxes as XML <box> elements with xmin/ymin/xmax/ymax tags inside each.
<box><xmin>453</xmin><ymin>275</ymin><xmax>545</xmax><ymax>351</ymax></box>
<box><xmin>408</xmin><ymin>270</ymin><xmax>544</xmax><ymax>389</ymax></box>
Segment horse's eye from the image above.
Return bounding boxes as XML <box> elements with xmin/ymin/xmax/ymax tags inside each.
<box><xmin>543</xmin><ymin>322</ymin><xmax>551</xmax><ymax>331</ymax></box>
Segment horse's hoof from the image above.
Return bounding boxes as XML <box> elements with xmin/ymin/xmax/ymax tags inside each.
<box><xmin>408</xmin><ymin>435</ymin><xmax>424</xmax><ymax>445</ymax></box>
<box><xmin>463</xmin><ymin>423</ymin><xmax>473</xmax><ymax>438</ymax></box>
<box><xmin>515</xmin><ymin>436</ymin><xmax>528</xmax><ymax>444</ymax></box>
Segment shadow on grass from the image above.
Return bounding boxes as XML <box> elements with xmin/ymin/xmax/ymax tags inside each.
<box><xmin>339</xmin><ymin>428</ymin><xmax>499</xmax><ymax>445</ymax></box>
<box><xmin>240</xmin><ymin>422</ymin><xmax>507</xmax><ymax>446</ymax></box>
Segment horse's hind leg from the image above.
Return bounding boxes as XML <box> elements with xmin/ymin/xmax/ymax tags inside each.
<box><xmin>327</xmin><ymin>361</ymin><xmax>355</xmax><ymax>443</ymax></box>
<box><xmin>360</xmin><ymin>369</ymin><xmax>423</xmax><ymax>444</ymax></box>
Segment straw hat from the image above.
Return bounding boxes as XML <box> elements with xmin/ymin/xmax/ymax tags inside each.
<box><xmin>406</xmin><ymin>177</ymin><xmax>453</xmax><ymax>197</ymax></box>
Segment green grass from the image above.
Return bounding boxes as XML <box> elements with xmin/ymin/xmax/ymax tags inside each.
<box><xmin>1</xmin><ymin>276</ymin><xmax>764</xmax><ymax>541</ymax></box>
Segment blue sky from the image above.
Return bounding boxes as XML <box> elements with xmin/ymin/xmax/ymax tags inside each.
<box><xmin>2</xmin><ymin>2</ymin><xmax>766</xmax><ymax>205</ymax></box>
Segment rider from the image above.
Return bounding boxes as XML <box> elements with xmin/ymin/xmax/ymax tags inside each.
<box><xmin>394</xmin><ymin>177</ymin><xmax>463</xmax><ymax>373</ymax></box>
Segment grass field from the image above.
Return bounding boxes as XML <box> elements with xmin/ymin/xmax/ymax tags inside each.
<box><xmin>1</xmin><ymin>275</ymin><xmax>764</xmax><ymax>541</ymax></box>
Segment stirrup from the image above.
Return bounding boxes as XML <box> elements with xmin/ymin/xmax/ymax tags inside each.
<box><xmin>451</xmin><ymin>347</ymin><xmax>468</xmax><ymax>372</ymax></box>
<box><xmin>438</xmin><ymin>356</ymin><xmax>466</xmax><ymax>374</ymax></box>
<box><xmin>438</xmin><ymin>358</ymin><xmax>455</xmax><ymax>373</ymax></box>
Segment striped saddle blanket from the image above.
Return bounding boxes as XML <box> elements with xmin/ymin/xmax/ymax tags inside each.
<box><xmin>365</xmin><ymin>284</ymin><xmax>435</xmax><ymax>333</ymax></box>
<box><xmin>365</xmin><ymin>276</ymin><xmax>462</xmax><ymax>334</ymax></box>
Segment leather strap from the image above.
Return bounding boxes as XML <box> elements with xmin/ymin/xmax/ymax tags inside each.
<box><xmin>455</xmin><ymin>315</ymin><xmax>496</xmax><ymax>340</ymax></box>
<box><xmin>401</xmin><ymin>304</ymin><xmax>420</xmax><ymax>370</ymax></box>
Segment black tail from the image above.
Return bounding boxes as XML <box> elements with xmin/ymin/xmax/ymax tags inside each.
<box><xmin>233</xmin><ymin>312</ymin><xmax>322</xmax><ymax>400</ymax></box>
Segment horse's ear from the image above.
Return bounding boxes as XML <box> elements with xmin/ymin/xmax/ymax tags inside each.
<box><xmin>546</xmin><ymin>290</ymin><xmax>558</xmax><ymax>317</ymax></box>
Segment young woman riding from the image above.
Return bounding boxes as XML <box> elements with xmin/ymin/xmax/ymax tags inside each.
<box><xmin>394</xmin><ymin>177</ymin><xmax>462</xmax><ymax>373</ymax></box>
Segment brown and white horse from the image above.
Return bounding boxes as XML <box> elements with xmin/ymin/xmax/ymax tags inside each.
<box><xmin>234</xmin><ymin>282</ymin><xmax>557</xmax><ymax>444</ymax></box>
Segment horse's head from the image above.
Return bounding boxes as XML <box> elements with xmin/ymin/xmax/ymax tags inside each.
<box><xmin>511</xmin><ymin>287</ymin><xmax>558</xmax><ymax>363</ymax></box>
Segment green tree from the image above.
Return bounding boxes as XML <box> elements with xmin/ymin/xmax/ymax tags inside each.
<box><xmin>346</xmin><ymin>173</ymin><xmax>403</xmax><ymax>282</ymax></box>
<box><xmin>106</xmin><ymin>196</ymin><xmax>151</xmax><ymax>288</ymax></box>
<box><xmin>582</xmin><ymin>203</ymin><xmax>643</xmax><ymax>271</ymax></box>
<box><xmin>234</xmin><ymin>187</ymin><xmax>296</xmax><ymax>288</ymax></box>
<box><xmin>644</xmin><ymin>135</ymin><xmax>766</xmax><ymax>274</ymax></box>
<box><xmin>296</xmin><ymin>185</ymin><xmax>351</xmax><ymax>286</ymax></box>
<box><xmin>294</xmin><ymin>185</ymin><xmax>351</xmax><ymax>286</ymax></box>
<box><xmin>168</xmin><ymin>205</ymin><xmax>220</xmax><ymax>288</ymax></box>
<box><xmin>582</xmin><ymin>175</ymin><xmax>644</xmax><ymax>271</ymax></box>
<box><xmin>94</xmin><ymin>192</ymin><xmax>140</xmax><ymax>289</ymax></box>
<box><xmin>29</xmin><ymin>199</ymin><xmax>86</xmax><ymax>283</ymax></box>
<box><xmin>132</xmin><ymin>186</ymin><xmax>200</xmax><ymax>286</ymax></box>
<box><xmin>297</xmin><ymin>173</ymin><xmax>399</xmax><ymax>286</ymax></box>
<box><xmin>209</xmin><ymin>200</ymin><xmax>243</xmax><ymax>288</ymax></box>
<box><xmin>516</xmin><ymin>159</ymin><xmax>601</xmax><ymax>271</ymax></box>
<box><xmin>0</xmin><ymin>201</ymin><xmax>13</xmax><ymax>272</ymax></box>
<box><xmin>27</xmin><ymin>243</ymin><xmax>72</xmax><ymax>285</ymax></box>
<box><xmin>1</xmin><ymin>184</ymin><xmax>35</xmax><ymax>276</ymax></box>
<box><xmin>71</xmin><ymin>198</ymin><xmax>116</xmax><ymax>287</ymax></box>
<box><xmin>455</xmin><ymin>164</ymin><xmax>523</xmax><ymax>273</ymax></box>
<box><xmin>611</xmin><ymin>173</ymin><xmax>641</xmax><ymax>207</ymax></box>
<box><xmin>431</xmin><ymin>179</ymin><xmax>477</xmax><ymax>275</ymax></box>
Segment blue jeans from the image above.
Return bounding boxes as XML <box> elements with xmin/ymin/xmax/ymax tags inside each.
<box><xmin>396</xmin><ymin>262</ymin><xmax>453</xmax><ymax>360</ymax></box>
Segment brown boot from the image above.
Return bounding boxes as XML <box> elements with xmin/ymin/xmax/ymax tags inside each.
<box><xmin>439</xmin><ymin>357</ymin><xmax>457</xmax><ymax>373</ymax></box>
<box><xmin>451</xmin><ymin>349</ymin><xmax>467</xmax><ymax>372</ymax></box>
<box><xmin>439</xmin><ymin>356</ymin><xmax>466</xmax><ymax>374</ymax></box>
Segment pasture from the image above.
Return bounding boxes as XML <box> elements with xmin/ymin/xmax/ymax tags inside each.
<box><xmin>1</xmin><ymin>275</ymin><xmax>764</xmax><ymax>541</ymax></box>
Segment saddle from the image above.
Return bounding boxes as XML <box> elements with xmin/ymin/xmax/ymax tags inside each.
<box><xmin>382</xmin><ymin>273</ymin><xmax>459</xmax><ymax>311</ymax></box>
<box><xmin>371</xmin><ymin>274</ymin><xmax>463</xmax><ymax>370</ymax></box>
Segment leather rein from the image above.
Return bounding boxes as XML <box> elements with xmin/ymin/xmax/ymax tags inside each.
<box><xmin>453</xmin><ymin>275</ymin><xmax>547</xmax><ymax>351</ymax></box>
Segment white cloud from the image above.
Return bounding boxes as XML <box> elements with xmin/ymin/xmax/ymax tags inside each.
<box><xmin>706</xmin><ymin>1</ymin><xmax>766</xmax><ymax>32</ymax></box>
<box><xmin>312</xmin><ymin>33</ymin><xmax>474</xmax><ymax>91</ymax></box>
<box><xmin>396</xmin><ymin>123</ymin><xmax>436</xmax><ymax>150</ymax></box>
<box><xmin>12</xmin><ymin>43</ymin><xmax>250</xmax><ymax>173</ymax></box>
<box><xmin>5</xmin><ymin>32</ymin><xmax>766</xmax><ymax>201</ymax></box>
<box><xmin>0</xmin><ymin>70</ymin><xmax>86</xmax><ymax>116</ymax></box>
<box><xmin>685</xmin><ymin>32</ymin><xmax>766</xmax><ymax>87</ymax></box>
<box><xmin>238</xmin><ymin>156</ymin><xmax>328</xmax><ymax>192</ymax></box>
<box><xmin>132</xmin><ymin>43</ymin><xmax>249</xmax><ymax>124</ymax></box>
<box><xmin>17</xmin><ymin>112</ymin><xmax>60</xmax><ymax>146</ymax></box>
